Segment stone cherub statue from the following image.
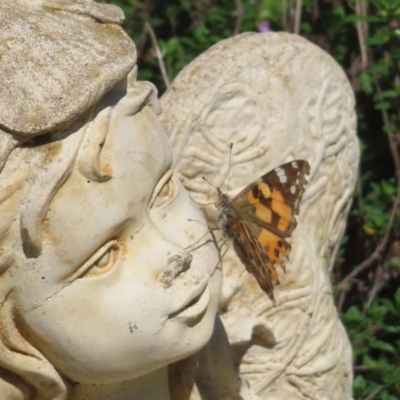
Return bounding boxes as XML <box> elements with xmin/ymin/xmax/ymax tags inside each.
<box><xmin>0</xmin><ymin>1</ymin><xmax>357</xmax><ymax>399</ymax></box>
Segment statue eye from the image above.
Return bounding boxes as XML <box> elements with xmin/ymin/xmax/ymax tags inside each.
<box><xmin>149</xmin><ymin>170</ymin><xmax>176</xmax><ymax>209</ymax></box>
<box><xmin>69</xmin><ymin>240</ymin><xmax>121</xmax><ymax>281</ymax></box>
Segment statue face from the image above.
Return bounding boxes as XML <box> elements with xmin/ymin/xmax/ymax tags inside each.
<box><xmin>14</xmin><ymin>83</ymin><xmax>222</xmax><ymax>384</ymax></box>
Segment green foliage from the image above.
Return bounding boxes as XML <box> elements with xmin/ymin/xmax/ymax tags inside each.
<box><xmin>107</xmin><ymin>0</ymin><xmax>275</xmax><ymax>91</ymax></box>
<box><xmin>106</xmin><ymin>0</ymin><xmax>400</xmax><ymax>397</ymax></box>
<box><xmin>342</xmin><ymin>292</ymin><xmax>400</xmax><ymax>399</ymax></box>
<box><xmin>362</xmin><ymin>179</ymin><xmax>396</xmax><ymax>238</ymax></box>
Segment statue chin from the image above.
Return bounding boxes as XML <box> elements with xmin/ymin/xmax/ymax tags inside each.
<box><xmin>0</xmin><ymin>2</ymin><xmax>356</xmax><ymax>400</ymax></box>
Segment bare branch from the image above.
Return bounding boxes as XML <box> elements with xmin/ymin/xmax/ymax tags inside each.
<box><xmin>337</xmin><ymin>288</ymin><xmax>347</xmax><ymax>313</ymax></box>
<box><xmin>363</xmin><ymin>264</ymin><xmax>384</xmax><ymax>313</ymax></box>
<box><xmin>354</xmin><ymin>365</ymin><xmax>383</xmax><ymax>371</ymax></box>
<box><xmin>137</xmin><ymin>25</ymin><xmax>149</xmax><ymax>63</ymax></box>
<box><xmin>355</xmin><ymin>0</ymin><xmax>369</xmax><ymax>69</ymax></box>
<box><xmin>234</xmin><ymin>0</ymin><xmax>244</xmax><ymax>35</ymax></box>
<box><xmin>289</xmin><ymin>0</ymin><xmax>296</xmax><ymax>32</ymax></box>
<box><xmin>363</xmin><ymin>386</ymin><xmax>385</xmax><ymax>400</ymax></box>
<box><xmin>281</xmin><ymin>0</ymin><xmax>288</xmax><ymax>31</ymax></box>
<box><xmin>338</xmin><ymin>249</ymin><xmax>381</xmax><ymax>288</ymax></box>
<box><xmin>144</xmin><ymin>23</ymin><xmax>171</xmax><ymax>90</ymax></box>
<box><xmin>312</xmin><ymin>0</ymin><xmax>319</xmax><ymax>22</ymax></box>
<box><xmin>293</xmin><ymin>0</ymin><xmax>303</xmax><ymax>35</ymax></box>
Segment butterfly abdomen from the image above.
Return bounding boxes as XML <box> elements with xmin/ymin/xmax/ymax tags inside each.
<box><xmin>218</xmin><ymin>204</ymin><xmax>239</xmax><ymax>238</ymax></box>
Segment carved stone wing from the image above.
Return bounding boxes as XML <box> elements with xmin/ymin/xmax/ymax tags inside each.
<box><xmin>160</xmin><ymin>32</ymin><xmax>357</xmax><ymax>400</ymax></box>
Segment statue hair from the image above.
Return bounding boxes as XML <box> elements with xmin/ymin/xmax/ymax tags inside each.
<box><xmin>0</xmin><ymin>105</ymin><xmax>113</xmax><ymax>400</ymax></box>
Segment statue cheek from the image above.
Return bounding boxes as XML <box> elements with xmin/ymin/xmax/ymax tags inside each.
<box><xmin>150</xmin><ymin>176</ymin><xmax>212</xmax><ymax>247</ymax></box>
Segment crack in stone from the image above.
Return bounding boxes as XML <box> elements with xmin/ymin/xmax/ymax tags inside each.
<box><xmin>27</xmin><ymin>282</ymin><xmax>71</xmax><ymax>313</ymax></box>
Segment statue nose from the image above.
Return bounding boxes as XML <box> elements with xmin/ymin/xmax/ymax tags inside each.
<box><xmin>158</xmin><ymin>252</ymin><xmax>193</xmax><ymax>288</ymax></box>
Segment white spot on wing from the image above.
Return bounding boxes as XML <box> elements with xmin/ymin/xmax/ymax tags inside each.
<box><xmin>291</xmin><ymin>161</ymin><xmax>298</xmax><ymax>168</ymax></box>
<box><xmin>290</xmin><ymin>186</ymin><xmax>296</xmax><ymax>194</ymax></box>
<box><xmin>276</xmin><ymin>168</ymin><xmax>286</xmax><ymax>177</ymax></box>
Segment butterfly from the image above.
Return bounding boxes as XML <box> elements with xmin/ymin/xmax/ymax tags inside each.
<box><xmin>217</xmin><ymin>160</ymin><xmax>310</xmax><ymax>303</ymax></box>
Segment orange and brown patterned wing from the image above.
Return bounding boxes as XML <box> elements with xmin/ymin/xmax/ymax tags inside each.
<box><xmin>231</xmin><ymin>160</ymin><xmax>310</xmax><ymax>297</ymax></box>
<box><xmin>226</xmin><ymin>218</ymin><xmax>278</xmax><ymax>302</ymax></box>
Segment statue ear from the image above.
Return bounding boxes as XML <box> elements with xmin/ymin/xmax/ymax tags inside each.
<box><xmin>0</xmin><ymin>295</ymin><xmax>68</xmax><ymax>400</ymax></box>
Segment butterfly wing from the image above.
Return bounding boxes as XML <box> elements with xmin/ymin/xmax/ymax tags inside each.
<box><xmin>229</xmin><ymin>160</ymin><xmax>310</xmax><ymax>299</ymax></box>
<box><xmin>225</xmin><ymin>217</ymin><xmax>278</xmax><ymax>302</ymax></box>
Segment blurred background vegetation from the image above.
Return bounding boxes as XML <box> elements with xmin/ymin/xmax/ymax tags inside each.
<box><xmin>104</xmin><ymin>0</ymin><xmax>400</xmax><ymax>398</ymax></box>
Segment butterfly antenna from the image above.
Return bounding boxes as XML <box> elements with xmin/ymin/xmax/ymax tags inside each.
<box><xmin>227</xmin><ymin>143</ymin><xmax>233</xmax><ymax>196</ymax></box>
<box><xmin>202</xmin><ymin>176</ymin><xmax>218</xmax><ymax>190</ymax></box>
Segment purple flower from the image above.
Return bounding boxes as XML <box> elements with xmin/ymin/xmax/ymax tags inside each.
<box><xmin>258</xmin><ymin>21</ymin><xmax>271</xmax><ymax>33</ymax></box>
<box><xmin>390</xmin><ymin>20</ymin><xmax>399</xmax><ymax>28</ymax></box>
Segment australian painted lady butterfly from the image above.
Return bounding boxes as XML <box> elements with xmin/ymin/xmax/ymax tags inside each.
<box><xmin>217</xmin><ymin>160</ymin><xmax>310</xmax><ymax>303</ymax></box>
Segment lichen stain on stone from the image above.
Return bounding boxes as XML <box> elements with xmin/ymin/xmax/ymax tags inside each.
<box><xmin>37</xmin><ymin>30</ymin><xmax>59</xmax><ymax>44</ymax></box>
<box><xmin>94</xmin><ymin>23</ymin><xmax>124</xmax><ymax>37</ymax></box>
<box><xmin>185</xmin><ymin>231</ymin><xmax>196</xmax><ymax>242</ymax></box>
<box><xmin>160</xmin><ymin>212</ymin><xmax>167</xmax><ymax>221</ymax></box>
<box><xmin>43</xmin><ymin>141</ymin><xmax>62</xmax><ymax>164</ymax></box>
<box><xmin>158</xmin><ymin>253</ymin><xmax>193</xmax><ymax>287</ymax></box>
<box><xmin>157</xmin><ymin>268</ymin><xmax>174</xmax><ymax>288</ymax></box>
<box><xmin>189</xmin><ymin>69</ymin><xmax>200</xmax><ymax>82</ymax></box>
<box><xmin>100</xmin><ymin>162</ymin><xmax>113</xmax><ymax>176</ymax></box>
<box><xmin>20</xmin><ymin>108</ymin><xmax>52</xmax><ymax>134</ymax></box>
<box><xmin>88</xmin><ymin>68</ymin><xmax>102</xmax><ymax>81</ymax></box>
<box><xmin>281</xmin><ymin>73</ymin><xmax>293</xmax><ymax>91</ymax></box>
<box><xmin>119</xmin><ymin>241</ymin><xmax>127</xmax><ymax>256</ymax></box>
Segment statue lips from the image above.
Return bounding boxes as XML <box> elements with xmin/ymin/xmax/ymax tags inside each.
<box><xmin>169</xmin><ymin>278</ymin><xmax>210</xmax><ymax>320</ymax></box>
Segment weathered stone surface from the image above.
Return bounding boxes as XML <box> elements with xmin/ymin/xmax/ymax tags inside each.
<box><xmin>0</xmin><ymin>0</ymin><xmax>135</xmax><ymax>137</ymax></box>
<box><xmin>0</xmin><ymin>2</ymin><xmax>357</xmax><ymax>396</ymax></box>
<box><xmin>161</xmin><ymin>32</ymin><xmax>357</xmax><ymax>399</ymax></box>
